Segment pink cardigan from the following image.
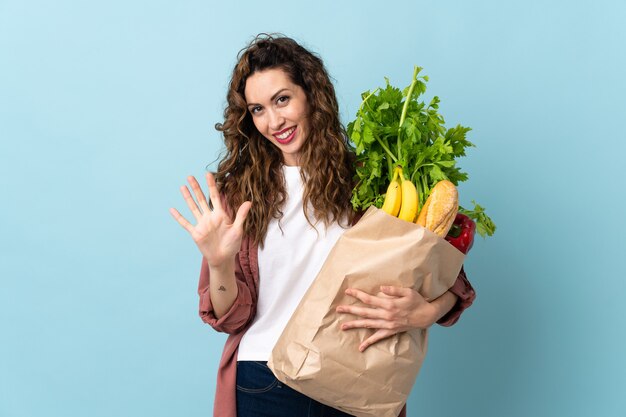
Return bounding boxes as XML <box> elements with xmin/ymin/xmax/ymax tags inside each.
<box><xmin>198</xmin><ymin>234</ymin><xmax>476</xmax><ymax>417</ymax></box>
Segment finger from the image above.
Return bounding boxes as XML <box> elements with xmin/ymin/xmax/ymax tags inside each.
<box><xmin>180</xmin><ymin>185</ymin><xmax>203</xmax><ymax>221</ymax></box>
<box><xmin>205</xmin><ymin>172</ymin><xmax>223</xmax><ymax>213</ymax></box>
<box><xmin>345</xmin><ymin>288</ymin><xmax>393</xmax><ymax>309</ymax></box>
<box><xmin>340</xmin><ymin>318</ymin><xmax>395</xmax><ymax>331</ymax></box>
<box><xmin>359</xmin><ymin>329</ymin><xmax>397</xmax><ymax>352</ymax></box>
<box><xmin>169</xmin><ymin>207</ymin><xmax>195</xmax><ymax>233</ymax></box>
<box><xmin>380</xmin><ymin>285</ymin><xmax>415</xmax><ymax>298</ymax></box>
<box><xmin>187</xmin><ymin>176</ymin><xmax>211</xmax><ymax>214</ymax></box>
<box><xmin>336</xmin><ymin>304</ymin><xmax>392</xmax><ymax>321</ymax></box>
<box><xmin>232</xmin><ymin>201</ymin><xmax>252</xmax><ymax>230</ymax></box>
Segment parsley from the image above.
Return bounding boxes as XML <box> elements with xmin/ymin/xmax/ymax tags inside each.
<box><xmin>348</xmin><ymin>67</ymin><xmax>496</xmax><ymax>237</ymax></box>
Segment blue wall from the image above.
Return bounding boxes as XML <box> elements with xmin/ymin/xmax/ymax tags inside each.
<box><xmin>1</xmin><ymin>1</ymin><xmax>624</xmax><ymax>416</ymax></box>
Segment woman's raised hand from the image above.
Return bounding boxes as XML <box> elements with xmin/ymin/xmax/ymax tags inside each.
<box><xmin>169</xmin><ymin>172</ymin><xmax>252</xmax><ymax>268</ymax></box>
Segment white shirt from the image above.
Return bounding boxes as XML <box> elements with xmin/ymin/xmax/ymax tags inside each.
<box><xmin>237</xmin><ymin>165</ymin><xmax>347</xmax><ymax>361</ymax></box>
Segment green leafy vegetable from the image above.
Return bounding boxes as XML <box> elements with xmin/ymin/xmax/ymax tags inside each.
<box><xmin>459</xmin><ymin>201</ymin><xmax>497</xmax><ymax>238</ymax></box>
<box><xmin>348</xmin><ymin>66</ymin><xmax>496</xmax><ymax>237</ymax></box>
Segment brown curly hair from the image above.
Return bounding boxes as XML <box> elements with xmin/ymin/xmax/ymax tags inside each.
<box><xmin>214</xmin><ymin>34</ymin><xmax>356</xmax><ymax>245</ymax></box>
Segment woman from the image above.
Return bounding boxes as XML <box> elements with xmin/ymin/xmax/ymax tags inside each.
<box><xmin>170</xmin><ymin>34</ymin><xmax>476</xmax><ymax>417</ymax></box>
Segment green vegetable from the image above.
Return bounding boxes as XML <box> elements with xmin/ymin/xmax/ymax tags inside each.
<box><xmin>348</xmin><ymin>66</ymin><xmax>496</xmax><ymax>237</ymax></box>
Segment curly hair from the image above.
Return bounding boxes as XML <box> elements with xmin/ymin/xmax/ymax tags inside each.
<box><xmin>214</xmin><ymin>34</ymin><xmax>356</xmax><ymax>245</ymax></box>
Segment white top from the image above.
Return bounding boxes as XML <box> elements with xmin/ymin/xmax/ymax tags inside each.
<box><xmin>237</xmin><ymin>165</ymin><xmax>348</xmax><ymax>361</ymax></box>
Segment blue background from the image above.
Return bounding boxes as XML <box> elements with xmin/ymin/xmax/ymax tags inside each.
<box><xmin>1</xmin><ymin>1</ymin><xmax>625</xmax><ymax>416</ymax></box>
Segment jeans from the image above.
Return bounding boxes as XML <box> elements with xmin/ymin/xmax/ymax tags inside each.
<box><xmin>236</xmin><ymin>361</ymin><xmax>354</xmax><ymax>417</ymax></box>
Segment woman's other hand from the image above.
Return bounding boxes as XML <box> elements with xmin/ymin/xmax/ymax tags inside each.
<box><xmin>336</xmin><ymin>286</ymin><xmax>458</xmax><ymax>352</ymax></box>
<box><xmin>170</xmin><ymin>172</ymin><xmax>252</xmax><ymax>268</ymax></box>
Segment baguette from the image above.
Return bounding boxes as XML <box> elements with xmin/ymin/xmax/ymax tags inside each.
<box><xmin>416</xmin><ymin>180</ymin><xmax>458</xmax><ymax>237</ymax></box>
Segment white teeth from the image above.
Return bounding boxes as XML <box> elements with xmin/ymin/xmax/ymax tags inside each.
<box><xmin>276</xmin><ymin>127</ymin><xmax>295</xmax><ymax>140</ymax></box>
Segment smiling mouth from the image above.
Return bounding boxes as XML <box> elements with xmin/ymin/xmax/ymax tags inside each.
<box><xmin>274</xmin><ymin>126</ymin><xmax>297</xmax><ymax>144</ymax></box>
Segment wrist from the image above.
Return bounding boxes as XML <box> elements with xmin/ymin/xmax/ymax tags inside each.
<box><xmin>432</xmin><ymin>291</ymin><xmax>459</xmax><ymax>323</ymax></box>
<box><xmin>410</xmin><ymin>299</ymin><xmax>442</xmax><ymax>329</ymax></box>
<box><xmin>207</xmin><ymin>256</ymin><xmax>236</xmax><ymax>275</ymax></box>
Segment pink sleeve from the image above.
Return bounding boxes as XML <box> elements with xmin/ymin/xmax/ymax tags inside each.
<box><xmin>197</xmin><ymin>256</ymin><xmax>255</xmax><ymax>334</ymax></box>
<box><xmin>436</xmin><ymin>266</ymin><xmax>476</xmax><ymax>327</ymax></box>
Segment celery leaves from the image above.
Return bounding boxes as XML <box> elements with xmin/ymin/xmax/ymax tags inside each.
<box><xmin>348</xmin><ymin>67</ymin><xmax>496</xmax><ymax>237</ymax></box>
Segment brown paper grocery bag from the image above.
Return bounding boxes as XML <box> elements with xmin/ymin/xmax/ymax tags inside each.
<box><xmin>267</xmin><ymin>206</ymin><xmax>465</xmax><ymax>417</ymax></box>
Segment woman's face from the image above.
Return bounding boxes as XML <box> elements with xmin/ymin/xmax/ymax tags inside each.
<box><xmin>244</xmin><ymin>68</ymin><xmax>310</xmax><ymax>166</ymax></box>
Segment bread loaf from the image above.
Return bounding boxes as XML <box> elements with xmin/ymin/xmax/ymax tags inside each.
<box><xmin>416</xmin><ymin>180</ymin><xmax>458</xmax><ymax>237</ymax></box>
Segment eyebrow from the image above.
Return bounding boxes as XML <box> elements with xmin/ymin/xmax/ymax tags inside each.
<box><xmin>246</xmin><ymin>88</ymin><xmax>290</xmax><ymax>108</ymax></box>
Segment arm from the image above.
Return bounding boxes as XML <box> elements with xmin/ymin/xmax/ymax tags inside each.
<box><xmin>337</xmin><ymin>267</ymin><xmax>476</xmax><ymax>351</ymax></box>
<box><xmin>170</xmin><ymin>172</ymin><xmax>254</xmax><ymax>333</ymax></box>
<box><xmin>430</xmin><ymin>290</ymin><xmax>459</xmax><ymax>323</ymax></box>
<box><xmin>436</xmin><ymin>266</ymin><xmax>476</xmax><ymax>326</ymax></box>
<box><xmin>207</xmin><ymin>258</ymin><xmax>239</xmax><ymax>319</ymax></box>
<box><xmin>197</xmin><ymin>255</ymin><xmax>255</xmax><ymax>334</ymax></box>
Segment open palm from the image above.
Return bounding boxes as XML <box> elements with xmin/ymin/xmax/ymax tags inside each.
<box><xmin>170</xmin><ymin>172</ymin><xmax>252</xmax><ymax>268</ymax></box>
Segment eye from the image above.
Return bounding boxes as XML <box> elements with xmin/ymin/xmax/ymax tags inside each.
<box><xmin>276</xmin><ymin>95</ymin><xmax>290</xmax><ymax>105</ymax></box>
<box><xmin>249</xmin><ymin>105</ymin><xmax>263</xmax><ymax>115</ymax></box>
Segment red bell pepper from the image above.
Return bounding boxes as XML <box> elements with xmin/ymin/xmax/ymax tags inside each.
<box><xmin>445</xmin><ymin>213</ymin><xmax>476</xmax><ymax>254</ymax></box>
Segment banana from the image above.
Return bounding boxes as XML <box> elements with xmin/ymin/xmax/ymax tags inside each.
<box><xmin>397</xmin><ymin>169</ymin><xmax>418</xmax><ymax>222</ymax></box>
<box><xmin>381</xmin><ymin>167</ymin><xmax>402</xmax><ymax>217</ymax></box>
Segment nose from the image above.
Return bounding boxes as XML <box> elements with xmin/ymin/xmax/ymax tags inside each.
<box><xmin>268</xmin><ymin>109</ymin><xmax>285</xmax><ymax>131</ymax></box>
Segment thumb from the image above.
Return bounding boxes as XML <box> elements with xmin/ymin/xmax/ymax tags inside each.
<box><xmin>232</xmin><ymin>201</ymin><xmax>252</xmax><ymax>229</ymax></box>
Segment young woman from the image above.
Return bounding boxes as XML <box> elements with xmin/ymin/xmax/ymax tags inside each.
<box><xmin>170</xmin><ymin>34</ymin><xmax>476</xmax><ymax>417</ymax></box>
